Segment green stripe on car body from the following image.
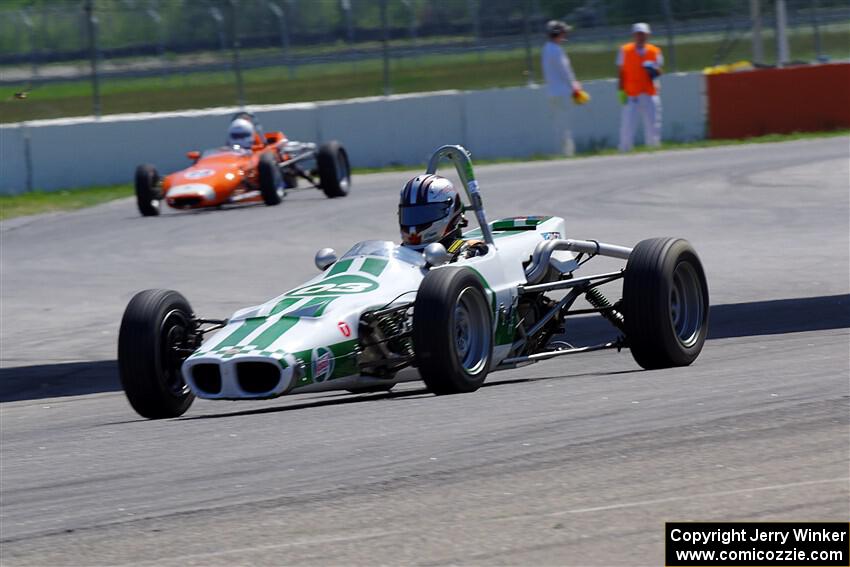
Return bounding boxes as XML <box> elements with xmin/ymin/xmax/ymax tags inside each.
<box><xmin>490</xmin><ymin>216</ymin><xmax>552</xmax><ymax>230</ymax></box>
<box><xmin>269</xmin><ymin>297</ymin><xmax>302</xmax><ymax>316</ymax></box>
<box><xmin>303</xmin><ymin>297</ymin><xmax>334</xmax><ymax>316</ymax></box>
<box><xmin>214</xmin><ymin>318</ymin><xmax>265</xmax><ymax>349</ymax></box>
<box><xmin>325</xmin><ymin>258</ymin><xmax>353</xmax><ymax>276</ymax></box>
<box><xmin>251</xmin><ymin>316</ymin><xmax>300</xmax><ymax>350</ymax></box>
<box><xmin>360</xmin><ymin>257</ymin><xmax>388</xmax><ymax>277</ymax></box>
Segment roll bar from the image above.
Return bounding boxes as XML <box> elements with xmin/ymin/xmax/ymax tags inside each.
<box><xmin>425</xmin><ymin>145</ymin><xmax>495</xmax><ymax>246</ymax></box>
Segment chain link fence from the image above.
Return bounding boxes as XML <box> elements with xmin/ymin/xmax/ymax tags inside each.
<box><xmin>1</xmin><ymin>0</ymin><xmax>848</xmax><ymax>122</ymax></box>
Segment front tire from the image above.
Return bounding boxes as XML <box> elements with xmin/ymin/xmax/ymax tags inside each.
<box><xmin>413</xmin><ymin>267</ymin><xmax>492</xmax><ymax>394</ymax></box>
<box><xmin>134</xmin><ymin>164</ymin><xmax>162</xmax><ymax>217</ymax></box>
<box><xmin>622</xmin><ymin>237</ymin><xmax>709</xmax><ymax>369</ymax></box>
<box><xmin>317</xmin><ymin>141</ymin><xmax>351</xmax><ymax>198</ymax></box>
<box><xmin>118</xmin><ymin>289</ymin><xmax>196</xmax><ymax>418</ymax></box>
<box><xmin>258</xmin><ymin>153</ymin><xmax>285</xmax><ymax>206</ymax></box>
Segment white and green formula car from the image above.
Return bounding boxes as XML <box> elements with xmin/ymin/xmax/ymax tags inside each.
<box><xmin>118</xmin><ymin>145</ymin><xmax>709</xmax><ymax>419</ymax></box>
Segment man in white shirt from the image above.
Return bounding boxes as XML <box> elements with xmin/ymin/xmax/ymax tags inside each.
<box><xmin>541</xmin><ymin>20</ymin><xmax>582</xmax><ymax>156</ymax></box>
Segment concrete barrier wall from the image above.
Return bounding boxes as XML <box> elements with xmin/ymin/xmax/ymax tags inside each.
<box><xmin>0</xmin><ymin>73</ymin><xmax>705</xmax><ymax>194</ymax></box>
<box><xmin>0</xmin><ymin>126</ymin><xmax>28</xmax><ymax>192</ymax></box>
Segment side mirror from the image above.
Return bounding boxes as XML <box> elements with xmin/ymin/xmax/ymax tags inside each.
<box><xmin>186</xmin><ymin>150</ymin><xmax>200</xmax><ymax>161</ymax></box>
<box><xmin>424</xmin><ymin>242</ymin><xmax>450</xmax><ymax>267</ymax></box>
<box><xmin>315</xmin><ymin>248</ymin><xmax>337</xmax><ymax>271</ymax></box>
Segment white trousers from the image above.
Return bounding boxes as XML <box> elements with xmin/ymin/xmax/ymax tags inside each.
<box><xmin>619</xmin><ymin>94</ymin><xmax>662</xmax><ymax>152</ymax></box>
<box><xmin>548</xmin><ymin>95</ymin><xmax>575</xmax><ymax>157</ymax></box>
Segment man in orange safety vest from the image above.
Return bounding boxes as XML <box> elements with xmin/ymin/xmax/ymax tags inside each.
<box><xmin>617</xmin><ymin>23</ymin><xmax>664</xmax><ymax>152</ymax></box>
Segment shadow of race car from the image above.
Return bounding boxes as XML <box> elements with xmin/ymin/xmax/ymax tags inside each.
<box><xmin>134</xmin><ymin>113</ymin><xmax>350</xmax><ymax>216</ymax></box>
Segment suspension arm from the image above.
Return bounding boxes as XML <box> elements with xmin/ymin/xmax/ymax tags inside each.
<box><xmin>518</xmin><ymin>270</ymin><xmax>624</xmax><ymax>295</ymax></box>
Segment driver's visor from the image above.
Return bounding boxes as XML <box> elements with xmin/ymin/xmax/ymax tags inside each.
<box><xmin>399</xmin><ymin>202</ymin><xmax>451</xmax><ymax>227</ymax></box>
<box><xmin>230</xmin><ymin>132</ymin><xmax>252</xmax><ymax>144</ymax></box>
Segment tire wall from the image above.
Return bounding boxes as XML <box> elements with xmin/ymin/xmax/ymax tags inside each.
<box><xmin>707</xmin><ymin>63</ymin><xmax>850</xmax><ymax>139</ymax></box>
<box><xmin>1</xmin><ymin>73</ymin><xmax>706</xmax><ymax>194</ymax></box>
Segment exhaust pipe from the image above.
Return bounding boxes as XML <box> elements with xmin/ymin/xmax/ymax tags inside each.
<box><xmin>525</xmin><ymin>239</ymin><xmax>632</xmax><ymax>284</ymax></box>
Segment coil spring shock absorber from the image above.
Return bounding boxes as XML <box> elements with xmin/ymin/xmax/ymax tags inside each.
<box><xmin>585</xmin><ymin>288</ymin><xmax>625</xmax><ymax>332</ymax></box>
<box><xmin>377</xmin><ymin>313</ymin><xmax>413</xmax><ymax>356</ymax></box>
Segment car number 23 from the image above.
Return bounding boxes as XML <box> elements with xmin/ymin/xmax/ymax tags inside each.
<box><xmin>288</xmin><ymin>275</ymin><xmax>378</xmax><ymax>297</ymax></box>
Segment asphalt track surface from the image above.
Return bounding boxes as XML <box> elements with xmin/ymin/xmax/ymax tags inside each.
<box><xmin>1</xmin><ymin>138</ymin><xmax>848</xmax><ymax>566</ymax></box>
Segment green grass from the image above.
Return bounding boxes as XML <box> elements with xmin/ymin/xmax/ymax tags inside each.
<box><xmin>3</xmin><ymin>129</ymin><xmax>845</xmax><ymax>221</ymax></box>
<box><xmin>0</xmin><ymin>184</ymin><xmax>132</xmax><ymax>220</ymax></box>
<box><xmin>3</xmin><ymin>26</ymin><xmax>847</xmax><ymax>123</ymax></box>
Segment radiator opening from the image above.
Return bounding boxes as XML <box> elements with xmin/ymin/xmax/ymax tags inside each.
<box><xmin>192</xmin><ymin>364</ymin><xmax>222</xmax><ymax>395</ymax></box>
<box><xmin>237</xmin><ymin>362</ymin><xmax>281</xmax><ymax>394</ymax></box>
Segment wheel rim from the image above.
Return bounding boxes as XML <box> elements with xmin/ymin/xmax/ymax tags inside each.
<box><xmin>453</xmin><ymin>287</ymin><xmax>490</xmax><ymax>374</ymax></box>
<box><xmin>159</xmin><ymin>309</ymin><xmax>190</xmax><ymax>396</ymax></box>
<box><xmin>336</xmin><ymin>153</ymin><xmax>350</xmax><ymax>191</ymax></box>
<box><xmin>149</xmin><ymin>178</ymin><xmax>162</xmax><ymax>210</ymax></box>
<box><xmin>670</xmin><ymin>261</ymin><xmax>704</xmax><ymax>347</ymax></box>
<box><xmin>275</xmin><ymin>170</ymin><xmax>285</xmax><ymax>198</ymax></box>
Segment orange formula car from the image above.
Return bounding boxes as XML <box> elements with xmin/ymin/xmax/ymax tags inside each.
<box><xmin>134</xmin><ymin>112</ymin><xmax>350</xmax><ymax>216</ymax></box>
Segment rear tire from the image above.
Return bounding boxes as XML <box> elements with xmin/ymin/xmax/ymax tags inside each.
<box><xmin>118</xmin><ymin>289</ymin><xmax>196</xmax><ymax>418</ymax></box>
<box><xmin>317</xmin><ymin>141</ymin><xmax>351</xmax><ymax>198</ymax></box>
<box><xmin>622</xmin><ymin>237</ymin><xmax>709</xmax><ymax>369</ymax></box>
<box><xmin>258</xmin><ymin>153</ymin><xmax>285</xmax><ymax>206</ymax></box>
<box><xmin>413</xmin><ymin>267</ymin><xmax>492</xmax><ymax>394</ymax></box>
<box><xmin>135</xmin><ymin>164</ymin><xmax>162</xmax><ymax>217</ymax></box>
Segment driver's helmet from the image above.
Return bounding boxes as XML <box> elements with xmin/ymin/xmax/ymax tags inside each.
<box><xmin>399</xmin><ymin>174</ymin><xmax>463</xmax><ymax>250</ymax></box>
<box><xmin>227</xmin><ymin>118</ymin><xmax>255</xmax><ymax>148</ymax></box>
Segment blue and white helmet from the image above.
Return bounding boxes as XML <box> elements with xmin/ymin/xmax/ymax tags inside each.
<box><xmin>398</xmin><ymin>174</ymin><xmax>463</xmax><ymax>250</ymax></box>
<box><xmin>227</xmin><ymin>118</ymin><xmax>255</xmax><ymax>148</ymax></box>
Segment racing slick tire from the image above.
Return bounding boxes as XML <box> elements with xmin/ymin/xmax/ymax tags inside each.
<box><xmin>118</xmin><ymin>289</ymin><xmax>196</xmax><ymax>419</ymax></box>
<box><xmin>622</xmin><ymin>237</ymin><xmax>709</xmax><ymax>370</ymax></box>
<box><xmin>317</xmin><ymin>141</ymin><xmax>351</xmax><ymax>198</ymax></box>
<box><xmin>258</xmin><ymin>153</ymin><xmax>286</xmax><ymax>206</ymax></box>
<box><xmin>134</xmin><ymin>164</ymin><xmax>162</xmax><ymax>217</ymax></box>
<box><xmin>413</xmin><ymin>267</ymin><xmax>492</xmax><ymax>394</ymax></box>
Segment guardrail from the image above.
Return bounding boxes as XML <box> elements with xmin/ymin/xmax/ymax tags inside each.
<box><xmin>0</xmin><ymin>73</ymin><xmax>705</xmax><ymax>195</ymax></box>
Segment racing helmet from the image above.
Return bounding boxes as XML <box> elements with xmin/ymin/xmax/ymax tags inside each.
<box><xmin>227</xmin><ymin>118</ymin><xmax>255</xmax><ymax>148</ymax></box>
<box><xmin>398</xmin><ymin>174</ymin><xmax>464</xmax><ymax>250</ymax></box>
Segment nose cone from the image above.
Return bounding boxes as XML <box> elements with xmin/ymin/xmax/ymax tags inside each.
<box><xmin>182</xmin><ymin>351</ymin><xmax>298</xmax><ymax>399</ymax></box>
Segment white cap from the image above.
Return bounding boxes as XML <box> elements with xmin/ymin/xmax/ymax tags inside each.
<box><xmin>632</xmin><ymin>22</ymin><xmax>651</xmax><ymax>34</ymax></box>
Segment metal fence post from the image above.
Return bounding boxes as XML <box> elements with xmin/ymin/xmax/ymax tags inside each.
<box><xmin>661</xmin><ymin>0</ymin><xmax>677</xmax><ymax>72</ymax></box>
<box><xmin>268</xmin><ymin>1</ymin><xmax>294</xmax><ymax>79</ymax></box>
<box><xmin>750</xmin><ymin>0</ymin><xmax>764</xmax><ymax>65</ymax></box>
<box><xmin>84</xmin><ymin>0</ymin><xmax>101</xmax><ymax>118</ymax></box>
<box><xmin>810</xmin><ymin>0</ymin><xmax>823</xmax><ymax>61</ymax></box>
<box><xmin>20</xmin><ymin>9</ymin><xmax>38</xmax><ymax>80</ymax></box>
<box><xmin>146</xmin><ymin>6</ymin><xmax>166</xmax><ymax>79</ymax></box>
<box><xmin>341</xmin><ymin>0</ymin><xmax>354</xmax><ymax>43</ymax></box>
<box><xmin>468</xmin><ymin>0</ymin><xmax>481</xmax><ymax>62</ymax></box>
<box><xmin>210</xmin><ymin>7</ymin><xmax>226</xmax><ymax>52</ymax></box>
<box><xmin>775</xmin><ymin>0</ymin><xmax>790</xmax><ymax>67</ymax></box>
<box><xmin>380</xmin><ymin>0</ymin><xmax>390</xmax><ymax>96</ymax></box>
<box><xmin>523</xmin><ymin>0</ymin><xmax>534</xmax><ymax>85</ymax></box>
<box><xmin>229</xmin><ymin>0</ymin><xmax>246</xmax><ymax>108</ymax></box>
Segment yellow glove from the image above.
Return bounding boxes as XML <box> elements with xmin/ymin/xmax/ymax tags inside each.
<box><xmin>572</xmin><ymin>89</ymin><xmax>591</xmax><ymax>105</ymax></box>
